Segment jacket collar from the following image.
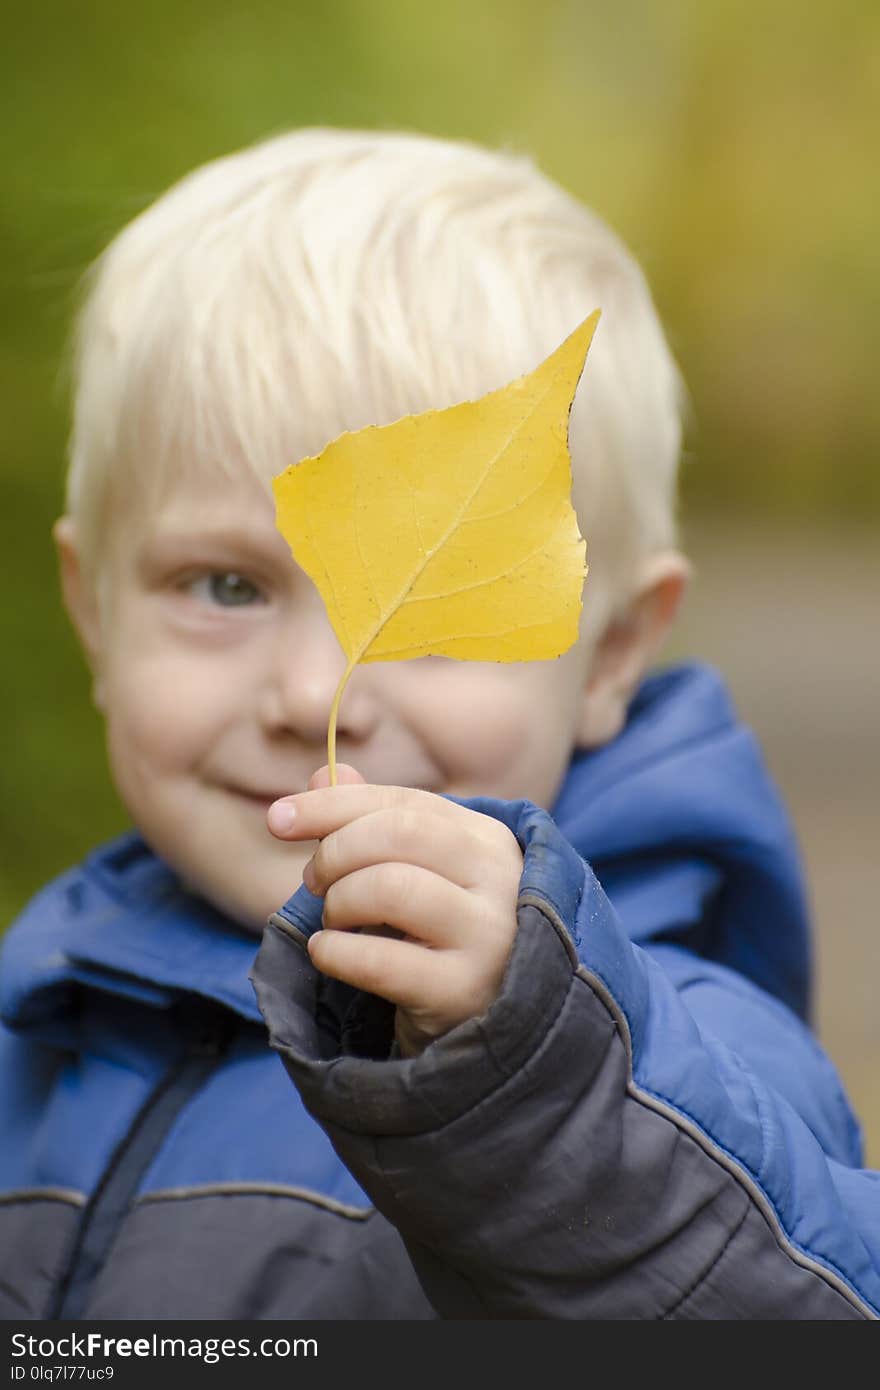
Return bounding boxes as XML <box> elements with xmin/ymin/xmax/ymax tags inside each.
<box><xmin>1</xmin><ymin>833</ymin><xmax>264</xmax><ymax>1036</ymax></box>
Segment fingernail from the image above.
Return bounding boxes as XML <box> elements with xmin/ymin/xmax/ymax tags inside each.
<box><xmin>267</xmin><ymin>800</ymin><xmax>296</xmax><ymax>834</ymax></box>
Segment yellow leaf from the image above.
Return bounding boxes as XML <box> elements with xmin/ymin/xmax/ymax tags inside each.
<box><xmin>273</xmin><ymin>309</ymin><xmax>599</xmax><ymax>782</ymax></box>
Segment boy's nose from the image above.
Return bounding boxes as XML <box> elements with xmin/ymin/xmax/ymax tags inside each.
<box><xmin>258</xmin><ymin>628</ymin><xmax>381</xmax><ymax>748</ymax></box>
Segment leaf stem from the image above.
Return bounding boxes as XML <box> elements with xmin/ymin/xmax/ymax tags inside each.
<box><xmin>327</xmin><ymin>657</ymin><xmax>358</xmax><ymax>787</ymax></box>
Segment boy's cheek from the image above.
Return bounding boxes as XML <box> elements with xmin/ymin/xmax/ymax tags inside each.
<box><xmin>102</xmin><ymin>662</ymin><xmax>221</xmax><ymax>769</ymax></box>
<box><xmin>414</xmin><ymin>677</ymin><xmax>571</xmax><ymax>800</ymax></box>
<box><xmin>414</xmin><ymin>674</ymin><xmax>529</xmax><ymax>760</ymax></box>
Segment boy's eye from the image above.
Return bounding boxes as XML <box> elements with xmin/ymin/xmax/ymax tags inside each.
<box><xmin>189</xmin><ymin>572</ymin><xmax>264</xmax><ymax>607</ymax></box>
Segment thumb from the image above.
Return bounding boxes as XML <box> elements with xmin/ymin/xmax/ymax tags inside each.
<box><xmin>307</xmin><ymin>762</ymin><xmax>367</xmax><ymax>790</ymax></box>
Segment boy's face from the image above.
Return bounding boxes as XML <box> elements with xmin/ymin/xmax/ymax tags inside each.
<box><xmin>63</xmin><ymin>472</ymin><xmax>597</xmax><ymax>932</ymax></box>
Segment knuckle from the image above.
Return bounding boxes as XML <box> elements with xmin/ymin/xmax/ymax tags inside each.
<box><xmin>492</xmin><ymin>819</ymin><xmax>519</xmax><ymax>852</ymax></box>
<box><xmin>390</xmin><ymin>805</ymin><xmax>421</xmax><ymax>846</ymax></box>
<box><xmin>475</xmin><ymin>820</ymin><xmax>523</xmax><ymax>881</ymax></box>
<box><xmin>374</xmin><ymin>861</ymin><xmax>413</xmax><ymax>912</ymax></box>
<box><xmin>497</xmin><ymin>825</ymin><xmax>524</xmax><ymax>872</ymax></box>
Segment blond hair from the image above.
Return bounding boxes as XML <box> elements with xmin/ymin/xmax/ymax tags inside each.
<box><xmin>66</xmin><ymin>127</ymin><xmax>686</xmax><ymax>637</ymax></box>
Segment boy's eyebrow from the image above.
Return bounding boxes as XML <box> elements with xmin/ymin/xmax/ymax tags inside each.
<box><xmin>136</xmin><ymin>520</ymin><xmax>290</xmax><ymax>569</ymax></box>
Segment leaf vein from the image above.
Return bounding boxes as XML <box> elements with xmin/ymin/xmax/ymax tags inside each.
<box><xmin>355</xmin><ymin>375</ymin><xmax>558</xmax><ymax>663</ymax></box>
<box><xmin>403</xmin><ymin>535</ymin><xmax>569</xmax><ymax>604</ymax></box>
<box><xmin>370</xmin><ymin>616</ymin><xmax>567</xmax><ymax>659</ymax></box>
<box><xmin>455</xmin><ymin>460</ymin><xmax>558</xmax><ymax>525</ymax></box>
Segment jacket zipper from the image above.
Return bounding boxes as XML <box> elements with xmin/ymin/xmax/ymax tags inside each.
<box><xmin>49</xmin><ymin>1009</ymin><xmax>231</xmax><ymax>1319</ymax></box>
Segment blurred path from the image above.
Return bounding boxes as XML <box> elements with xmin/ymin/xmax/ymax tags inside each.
<box><xmin>667</xmin><ymin>515</ymin><xmax>880</xmax><ymax>1165</ymax></box>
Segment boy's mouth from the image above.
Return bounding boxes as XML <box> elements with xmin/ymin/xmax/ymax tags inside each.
<box><xmin>222</xmin><ymin>776</ymin><xmax>444</xmax><ymax>805</ymax></box>
<box><xmin>225</xmin><ymin>785</ymin><xmax>298</xmax><ymax>809</ymax></box>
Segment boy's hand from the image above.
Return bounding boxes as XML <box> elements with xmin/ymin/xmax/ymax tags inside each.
<box><xmin>266</xmin><ymin>766</ymin><xmax>523</xmax><ymax>1058</ymax></box>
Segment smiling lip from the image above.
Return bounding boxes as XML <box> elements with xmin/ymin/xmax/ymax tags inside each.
<box><xmin>226</xmin><ymin>786</ymin><xmax>298</xmax><ymax>807</ymax></box>
<box><xmin>226</xmin><ymin>780</ymin><xmax>441</xmax><ymax>804</ymax></box>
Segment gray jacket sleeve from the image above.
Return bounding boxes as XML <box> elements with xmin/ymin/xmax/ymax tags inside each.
<box><xmin>250</xmin><ymin>825</ymin><xmax>879</xmax><ymax>1320</ymax></box>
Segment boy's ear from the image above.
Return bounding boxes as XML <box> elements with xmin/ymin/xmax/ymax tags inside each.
<box><xmin>577</xmin><ymin>551</ymin><xmax>691</xmax><ymax>749</ymax></box>
<box><xmin>53</xmin><ymin>516</ymin><xmax>106</xmax><ymax>711</ymax></box>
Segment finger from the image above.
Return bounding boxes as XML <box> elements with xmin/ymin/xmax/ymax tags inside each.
<box><xmin>267</xmin><ymin>781</ymin><xmax>514</xmax><ymax>845</ymax></box>
<box><xmin>307</xmin><ymin>763</ymin><xmax>366</xmax><ymax>791</ymax></box>
<box><xmin>321</xmin><ymin>863</ymin><xmax>477</xmax><ymax>948</ymax></box>
<box><xmin>308</xmin><ymin>928</ymin><xmax>463</xmax><ymax>1016</ymax></box>
<box><xmin>267</xmin><ymin>774</ymin><xmax>384</xmax><ymax>837</ymax></box>
<box><xmin>305</xmin><ymin>806</ymin><xmax>518</xmax><ymax>896</ymax></box>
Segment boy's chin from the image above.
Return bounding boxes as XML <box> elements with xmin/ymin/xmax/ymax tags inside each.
<box><xmin>173</xmin><ymin>852</ymin><xmax>310</xmax><ymax>936</ymax></box>
<box><xmin>199</xmin><ymin>881</ymin><xmax>301</xmax><ymax>935</ymax></box>
<box><xmin>136</xmin><ymin>806</ymin><xmax>316</xmax><ymax>932</ymax></box>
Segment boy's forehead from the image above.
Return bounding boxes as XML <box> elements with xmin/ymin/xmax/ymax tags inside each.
<box><xmin>154</xmin><ymin>473</ymin><xmax>275</xmax><ymax>527</ymax></box>
<box><xmin>112</xmin><ymin>469</ymin><xmax>282</xmax><ymax>558</ymax></box>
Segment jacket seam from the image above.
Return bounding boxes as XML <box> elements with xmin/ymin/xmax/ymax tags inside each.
<box><xmin>0</xmin><ymin>1188</ymin><xmax>86</xmax><ymax>1207</ymax></box>
<box><xmin>568</xmin><ymin>958</ymin><xmax>877</xmax><ymax>1319</ymax></box>
<box><xmin>135</xmin><ymin>1182</ymin><xmax>372</xmax><ymax>1220</ymax></box>
<box><xmin>266</xmin><ymin>912</ymin><xmax>309</xmax><ymax>949</ymax></box>
<box><xmin>517</xmin><ymin>891</ymin><xmax>580</xmax><ymax>968</ymax></box>
<box><xmin>50</xmin><ymin>1027</ymin><xmax>230</xmax><ymax>1320</ymax></box>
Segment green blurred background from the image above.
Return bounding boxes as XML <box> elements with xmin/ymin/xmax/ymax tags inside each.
<box><xmin>3</xmin><ymin>1</ymin><xmax>878</xmax><ymax>1159</ymax></box>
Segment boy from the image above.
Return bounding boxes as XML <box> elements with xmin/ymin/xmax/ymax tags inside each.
<box><xmin>1</xmin><ymin>128</ymin><xmax>877</xmax><ymax>1320</ymax></box>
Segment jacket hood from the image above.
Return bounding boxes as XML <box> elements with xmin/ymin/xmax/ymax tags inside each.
<box><xmin>552</xmin><ymin>662</ymin><xmax>811</xmax><ymax>1017</ymax></box>
<box><xmin>0</xmin><ymin>662</ymin><xmax>811</xmax><ymax>1040</ymax></box>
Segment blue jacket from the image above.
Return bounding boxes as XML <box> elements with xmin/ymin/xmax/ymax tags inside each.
<box><xmin>2</xmin><ymin>663</ymin><xmax>878</xmax><ymax>1319</ymax></box>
